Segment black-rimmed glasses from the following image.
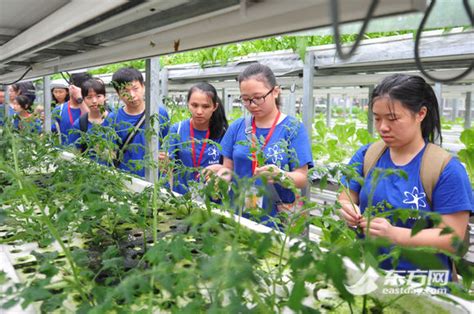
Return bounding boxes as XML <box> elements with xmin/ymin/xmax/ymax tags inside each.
<box><xmin>240</xmin><ymin>87</ymin><xmax>274</xmax><ymax>106</ymax></box>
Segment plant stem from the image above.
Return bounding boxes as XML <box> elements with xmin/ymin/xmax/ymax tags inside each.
<box><xmin>362</xmin><ymin>294</ymin><xmax>368</xmax><ymax>314</ymax></box>
<box><xmin>272</xmin><ymin>232</ymin><xmax>288</xmax><ymax>310</ymax></box>
<box><xmin>152</xmin><ymin>182</ymin><xmax>159</xmax><ymax>244</ymax></box>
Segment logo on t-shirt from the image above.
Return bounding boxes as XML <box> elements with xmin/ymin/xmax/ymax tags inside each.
<box><xmin>208</xmin><ymin>146</ymin><xmax>219</xmax><ymax>161</ymax></box>
<box><xmin>266</xmin><ymin>144</ymin><xmax>284</xmax><ymax>164</ymax></box>
<box><xmin>402</xmin><ymin>186</ymin><xmax>427</xmax><ymax>210</ymax></box>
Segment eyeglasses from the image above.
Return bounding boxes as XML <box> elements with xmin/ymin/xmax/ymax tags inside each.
<box><xmin>240</xmin><ymin>87</ymin><xmax>274</xmax><ymax>106</ymax></box>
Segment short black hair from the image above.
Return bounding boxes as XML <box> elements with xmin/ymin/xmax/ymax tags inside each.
<box><xmin>70</xmin><ymin>72</ymin><xmax>92</xmax><ymax>90</ymax></box>
<box><xmin>81</xmin><ymin>78</ymin><xmax>106</xmax><ymax>98</ymax></box>
<box><xmin>111</xmin><ymin>67</ymin><xmax>144</xmax><ymax>93</ymax></box>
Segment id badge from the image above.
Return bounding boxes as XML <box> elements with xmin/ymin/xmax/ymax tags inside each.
<box><xmin>245</xmin><ymin>185</ymin><xmax>263</xmax><ymax>210</ymax></box>
<box><xmin>190</xmin><ymin>181</ymin><xmax>204</xmax><ymax>203</ymax></box>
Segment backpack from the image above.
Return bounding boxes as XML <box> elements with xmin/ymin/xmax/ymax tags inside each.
<box><xmin>363</xmin><ymin>140</ymin><xmax>451</xmax><ymax>207</ymax></box>
<box><xmin>363</xmin><ymin>140</ymin><xmax>471</xmax><ymax>279</ymax></box>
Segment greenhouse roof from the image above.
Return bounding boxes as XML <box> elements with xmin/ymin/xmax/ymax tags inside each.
<box><xmin>0</xmin><ymin>0</ymin><xmax>426</xmax><ymax>83</ymax></box>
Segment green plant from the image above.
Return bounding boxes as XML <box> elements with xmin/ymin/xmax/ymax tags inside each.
<box><xmin>458</xmin><ymin>127</ymin><xmax>474</xmax><ymax>188</ymax></box>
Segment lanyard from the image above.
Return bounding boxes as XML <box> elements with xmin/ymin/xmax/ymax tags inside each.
<box><xmin>251</xmin><ymin>111</ymin><xmax>281</xmax><ymax>175</ymax></box>
<box><xmin>190</xmin><ymin>119</ymin><xmax>210</xmax><ymax>173</ymax></box>
<box><xmin>67</xmin><ymin>103</ymin><xmax>74</xmax><ymax>125</ymax></box>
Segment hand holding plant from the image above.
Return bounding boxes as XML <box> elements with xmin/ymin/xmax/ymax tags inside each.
<box><xmin>339</xmin><ymin>200</ymin><xmax>362</xmax><ymax>227</ymax></box>
<box><xmin>359</xmin><ymin>217</ymin><xmax>396</xmax><ymax>241</ymax></box>
<box><xmin>254</xmin><ymin>164</ymin><xmax>284</xmax><ymax>184</ymax></box>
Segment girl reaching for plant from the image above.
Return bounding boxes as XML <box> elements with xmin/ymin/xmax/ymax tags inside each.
<box><xmin>338</xmin><ymin>74</ymin><xmax>473</xmax><ymax>280</ymax></box>
<box><xmin>12</xmin><ymin>95</ymin><xmax>42</xmax><ymax>133</ymax></box>
<box><xmin>216</xmin><ymin>63</ymin><xmax>313</xmax><ymax>228</ymax></box>
<box><xmin>167</xmin><ymin>82</ymin><xmax>228</xmax><ymax>195</ymax></box>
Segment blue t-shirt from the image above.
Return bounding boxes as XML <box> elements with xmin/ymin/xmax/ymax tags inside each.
<box><xmin>71</xmin><ymin>115</ymin><xmax>113</xmax><ymax>165</ymax></box>
<box><xmin>12</xmin><ymin>115</ymin><xmax>42</xmax><ymax>133</ymax></box>
<box><xmin>108</xmin><ymin>106</ymin><xmax>170</xmax><ymax>177</ymax></box>
<box><xmin>0</xmin><ymin>105</ymin><xmax>17</xmax><ymax>126</ymax></box>
<box><xmin>0</xmin><ymin>104</ymin><xmax>5</xmax><ymax>126</ymax></box>
<box><xmin>221</xmin><ymin>116</ymin><xmax>313</xmax><ymax>224</ymax></box>
<box><xmin>345</xmin><ymin>143</ymin><xmax>473</xmax><ymax>274</ymax></box>
<box><xmin>168</xmin><ymin>119</ymin><xmax>223</xmax><ymax>195</ymax></box>
<box><xmin>51</xmin><ymin>102</ymin><xmax>82</xmax><ymax>145</ymax></box>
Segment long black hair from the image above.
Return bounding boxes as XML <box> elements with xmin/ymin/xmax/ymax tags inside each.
<box><xmin>14</xmin><ymin>95</ymin><xmax>33</xmax><ymax>111</ymax></box>
<box><xmin>187</xmin><ymin>82</ymin><xmax>228</xmax><ymax>140</ymax></box>
<box><xmin>370</xmin><ymin>74</ymin><xmax>442</xmax><ymax>144</ymax></box>
<box><xmin>237</xmin><ymin>63</ymin><xmax>280</xmax><ymax>108</ymax></box>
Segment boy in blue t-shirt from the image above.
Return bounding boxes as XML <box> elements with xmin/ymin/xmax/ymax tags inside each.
<box><xmin>109</xmin><ymin>67</ymin><xmax>169</xmax><ymax>177</ymax></box>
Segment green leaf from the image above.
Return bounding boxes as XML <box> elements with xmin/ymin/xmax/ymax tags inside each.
<box><xmin>411</xmin><ymin>218</ymin><xmax>427</xmax><ymax>237</ymax></box>
<box><xmin>0</xmin><ymin>271</ymin><xmax>8</xmax><ymax>285</ymax></box>
<box><xmin>288</xmin><ymin>278</ymin><xmax>306</xmax><ymax>310</ymax></box>
<box><xmin>20</xmin><ymin>286</ymin><xmax>52</xmax><ymax>305</ymax></box>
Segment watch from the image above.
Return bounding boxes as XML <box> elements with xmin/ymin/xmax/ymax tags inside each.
<box><xmin>76</xmin><ymin>97</ymin><xmax>83</xmax><ymax>104</ymax></box>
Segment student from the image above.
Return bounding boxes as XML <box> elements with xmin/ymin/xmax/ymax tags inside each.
<box><xmin>11</xmin><ymin>95</ymin><xmax>42</xmax><ymax>133</ymax></box>
<box><xmin>71</xmin><ymin>78</ymin><xmax>113</xmax><ymax>164</ymax></box>
<box><xmin>51</xmin><ymin>80</ymin><xmax>70</xmax><ymax>108</ymax></box>
<box><xmin>51</xmin><ymin>73</ymin><xmax>91</xmax><ymax>145</ymax></box>
<box><xmin>167</xmin><ymin>82</ymin><xmax>228</xmax><ymax>195</ymax></box>
<box><xmin>338</xmin><ymin>74</ymin><xmax>473</xmax><ymax>279</ymax></box>
<box><xmin>0</xmin><ymin>90</ymin><xmax>5</xmax><ymax>126</ymax></box>
<box><xmin>8</xmin><ymin>82</ymin><xmax>36</xmax><ymax>118</ymax></box>
<box><xmin>217</xmin><ymin>63</ymin><xmax>313</xmax><ymax>226</ymax></box>
<box><xmin>109</xmin><ymin>67</ymin><xmax>170</xmax><ymax>177</ymax></box>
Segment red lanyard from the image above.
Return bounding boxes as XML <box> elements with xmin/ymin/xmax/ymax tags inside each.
<box><xmin>190</xmin><ymin>119</ymin><xmax>210</xmax><ymax>171</ymax></box>
<box><xmin>251</xmin><ymin>111</ymin><xmax>281</xmax><ymax>175</ymax></box>
<box><xmin>67</xmin><ymin>103</ymin><xmax>74</xmax><ymax>125</ymax></box>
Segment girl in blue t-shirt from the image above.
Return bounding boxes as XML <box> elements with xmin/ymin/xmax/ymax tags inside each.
<box><xmin>12</xmin><ymin>95</ymin><xmax>42</xmax><ymax>133</ymax></box>
<box><xmin>167</xmin><ymin>82</ymin><xmax>228</xmax><ymax>195</ymax></box>
<box><xmin>217</xmin><ymin>63</ymin><xmax>313</xmax><ymax>227</ymax></box>
<box><xmin>71</xmin><ymin>78</ymin><xmax>114</xmax><ymax>165</ymax></box>
<box><xmin>339</xmin><ymin>74</ymin><xmax>473</xmax><ymax>278</ymax></box>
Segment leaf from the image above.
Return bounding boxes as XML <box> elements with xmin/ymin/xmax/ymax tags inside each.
<box><xmin>440</xmin><ymin>226</ymin><xmax>454</xmax><ymax>236</ymax></box>
<box><xmin>288</xmin><ymin>278</ymin><xmax>306</xmax><ymax>310</ymax></box>
<box><xmin>410</xmin><ymin>218</ymin><xmax>427</xmax><ymax>237</ymax></box>
<box><xmin>40</xmin><ymin>293</ymin><xmax>66</xmax><ymax>312</ymax></box>
<box><xmin>0</xmin><ymin>271</ymin><xmax>8</xmax><ymax>285</ymax></box>
<box><xmin>20</xmin><ymin>286</ymin><xmax>52</xmax><ymax>305</ymax></box>
<box><xmin>255</xmin><ymin>233</ymin><xmax>272</xmax><ymax>257</ymax></box>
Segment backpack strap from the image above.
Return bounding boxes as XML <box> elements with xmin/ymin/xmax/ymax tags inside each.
<box><xmin>78</xmin><ymin>113</ymin><xmax>89</xmax><ymax>153</ymax></box>
<box><xmin>363</xmin><ymin>140</ymin><xmax>387</xmax><ymax>177</ymax></box>
<box><xmin>79</xmin><ymin>113</ymin><xmax>89</xmax><ymax>133</ymax></box>
<box><xmin>420</xmin><ymin>143</ymin><xmax>452</xmax><ymax>207</ymax></box>
<box><xmin>113</xmin><ymin>113</ymin><xmax>146</xmax><ymax>168</ymax></box>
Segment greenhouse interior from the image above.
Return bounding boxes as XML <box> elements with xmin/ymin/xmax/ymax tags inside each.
<box><xmin>0</xmin><ymin>0</ymin><xmax>473</xmax><ymax>313</ymax></box>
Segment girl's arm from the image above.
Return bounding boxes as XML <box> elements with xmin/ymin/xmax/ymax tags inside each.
<box><xmin>254</xmin><ymin>164</ymin><xmax>308</xmax><ymax>188</ymax></box>
<box><xmin>360</xmin><ymin>211</ymin><xmax>470</xmax><ymax>252</ymax></box>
